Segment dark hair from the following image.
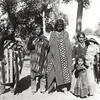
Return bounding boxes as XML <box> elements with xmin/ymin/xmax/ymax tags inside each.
<box><xmin>34</xmin><ymin>24</ymin><xmax>43</xmax><ymax>36</ymax></box>
<box><xmin>46</xmin><ymin>23</ymin><xmax>54</xmax><ymax>33</ymax></box>
<box><xmin>76</xmin><ymin>32</ymin><xmax>85</xmax><ymax>41</ymax></box>
<box><xmin>54</xmin><ymin>19</ymin><xmax>65</xmax><ymax>32</ymax></box>
<box><xmin>76</xmin><ymin>55</ymin><xmax>85</xmax><ymax>64</ymax></box>
<box><xmin>74</xmin><ymin>55</ymin><xmax>88</xmax><ymax>69</ymax></box>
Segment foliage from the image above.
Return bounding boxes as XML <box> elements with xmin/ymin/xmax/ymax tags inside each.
<box><xmin>0</xmin><ymin>0</ymin><xmax>90</xmax><ymax>39</ymax></box>
<box><xmin>0</xmin><ymin>0</ymin><xmax>52</xmax><ymax>39</ymax></box>
<box><xmin>15</xmin><ymin>0</ymin><xmax>52</xmax><ymax>38</ymax></box>
<box><xmin>0</xmin><ymin>0</ymin><xmax>18</xmax><ymax>31</ymax></box>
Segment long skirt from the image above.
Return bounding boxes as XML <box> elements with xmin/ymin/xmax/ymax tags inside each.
<box><xmin>70</xmin><ymin>70</ymin><xmax>77</xmax><ymax>93</ymax></box>
<box><xmin>74</xmin><ymin>70</ymin><xmax>89</xmax><ymax>97</ymax></box>
<box><xmin>87</xmin><ymin>66</ymin><xmax>97</xmax><ymax>95</ymax></box>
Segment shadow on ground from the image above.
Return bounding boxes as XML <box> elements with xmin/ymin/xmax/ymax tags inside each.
<box><xmin>15</xmin><ymin>75</ymin><xmax>31</xmax><ymax>94</ymax></box>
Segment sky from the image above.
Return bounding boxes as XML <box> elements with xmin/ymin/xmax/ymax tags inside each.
<box><xmin>59</xmin><ymin>0</ymin><xmax>100</xmax><ymax>40</ymax></box>
<box><xmin>83</xmin><ymin>0</ymin><xmax>100</xmax><ymax>31</ymax></box>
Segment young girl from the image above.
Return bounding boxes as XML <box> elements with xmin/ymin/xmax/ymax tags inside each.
<box><xmin>72</xmin><ymin>55</ymin><xmax>89</xmax><ymax>98</ymax></box>
<box><xmin>27</xmin><ymin>24</ymin><xmax>49</xmax><ymax>94</ymax></box>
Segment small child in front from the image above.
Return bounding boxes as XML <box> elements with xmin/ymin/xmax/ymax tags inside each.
<box><xmin>71</xmin><ymin>55</ymin><xmax>90</xmax><ymax>98</ymax></box>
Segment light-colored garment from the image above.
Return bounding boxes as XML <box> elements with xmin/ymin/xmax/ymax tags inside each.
<box><xmin>0</xmin><ymin>49</ymin><xmax>14</xmax><ymax>84</ymax></box>
<box><xmin>85</xmin><ymin>43</ymin><xmax>99</xmax><ymax>95</ymax></box>
<box><xmin>70</xmin><ymin>70</ymin><xmax>77</xmax><ymax>93</ymax></box>
<box><xmin>87</xmin><ymin>66</ymin><xmax>96</xmax><ymax>95</ymax></box>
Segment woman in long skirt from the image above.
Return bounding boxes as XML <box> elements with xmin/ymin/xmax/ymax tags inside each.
<box><xmin>47</xmin><ymin>19</ymin><xmax>72</xmax><ymax>93</ymax></box>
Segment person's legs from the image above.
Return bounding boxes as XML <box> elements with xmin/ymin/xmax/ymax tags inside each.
<box><xmin>57</xmin><ymin>84</ymin><xmax>67</xmax><ymax>93</ymax></box>
<box><xmin>40</xmin><ymin>75</ymin><xmax>46</xmax><ymax>93</ymax></box>
<box><xmin>47</xmin><ymin>78</ymin><xmax>56</xmax><ymax>93</ymax></box>
<box><xmin>31</xmin><ymin>71</ymin><xmax>37</xmax><ymax>94</ymax></box>
<box><xmin>70</xmin><ymin>70</ymin><xmax>77</xmax><ymax>93</ymax></box>
<box><xmin>56</xmin><ymin>83</ymin><xmax>71</xmax><ymax>94</ymax></box>
<box><xmin>0</xmin><ymin>61</ymin><xmax>5</xmax><ymax>95</ymax></box>
<box><xmin>0</xmin><ymin>83</ymin><xmax>5</xmax><ymax>95</ymax></box>
<box><xmin>30</xmin><ymin>52</ymin><xmax>37</xmax><ymax>94</ymax></box>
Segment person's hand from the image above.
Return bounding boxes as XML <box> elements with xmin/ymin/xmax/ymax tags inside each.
<box><xmin>72</xmin><ymin>58</ymin><xmax>75</xmax><ymax>66</ymax></box>
<box><xmin>74</xmin><ymin>70</ymin><xmax>79</xmax><ymax>78</ymax></box>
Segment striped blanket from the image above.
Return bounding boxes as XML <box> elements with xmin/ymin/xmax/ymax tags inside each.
<box><xmin>0</xmin><ymin>40</ymin><xmax>24</xmax><ymax>84</ymax></box>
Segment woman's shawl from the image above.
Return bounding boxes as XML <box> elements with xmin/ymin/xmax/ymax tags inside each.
<box><xmin>47</xmin><ymin>31</ymin><xmax>72</xmax><ymax>88</ymax></box>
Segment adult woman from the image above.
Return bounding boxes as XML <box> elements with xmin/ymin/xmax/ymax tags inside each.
<box><xmin>47</xmin><ymin>19</ymin><xmax>72</xmax><ymax>93</ymax></box>
<box><xmin>72</xmin><ymin>32</ymin><xmax>89</xmax><ymax>59</ymax></box>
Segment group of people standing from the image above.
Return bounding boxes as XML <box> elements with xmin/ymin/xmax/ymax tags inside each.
<box><xmin>0</xmin><ymin>17</ymin><xmax>100</xmax><ymax>99</ymax></box>
<box><xmin>27</xmin><ymin>18</ymin><xmax>100</xmax><ymax>98</ymax></box>
<box><xmin>27</xmin><ymin>18</ymin><xmax>72</xmax><ymax>95</ymax></box>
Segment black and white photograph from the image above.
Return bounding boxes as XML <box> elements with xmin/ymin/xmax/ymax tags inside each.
<box><xmin>0</xmin><ymin>0</ymin><xmax>100</xmax><ymax>100</ymax></box>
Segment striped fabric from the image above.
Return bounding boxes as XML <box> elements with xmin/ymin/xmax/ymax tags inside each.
<box><xmin>0</xmin><ymin>40</ymin><xmax>24</xmax><ymax>84</ymax></box>
<box><xmin>4</xmin><ymin>48</ymin><xmax>14</xmax><ymax>83</ymax></box>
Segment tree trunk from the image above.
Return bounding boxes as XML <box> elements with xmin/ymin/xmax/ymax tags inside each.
<box><xmin>43</xmin><ymin>11</ymin><xmax>46</xmax><ymax>36</ymax></box>
<box><xmin>76</xmin><ymin>0</ymin><xmax>83</xmax><ymax>33</ymax></box>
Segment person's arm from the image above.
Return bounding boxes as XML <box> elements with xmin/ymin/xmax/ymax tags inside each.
<box><xmin>74</xmin><ymin>69</ymin><xmax>80</xmax><ymax>78</ymax></box>
<box><xmin>27</xmin><ymin>36</ymin><xmax>35</xmax><ymax>51</ymax></box>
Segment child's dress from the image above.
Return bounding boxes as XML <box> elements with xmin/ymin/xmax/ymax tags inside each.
<box><xmin>73</xmin><ymin>65</ymin><xmax>89</xmax><ymax>98</ymax></box>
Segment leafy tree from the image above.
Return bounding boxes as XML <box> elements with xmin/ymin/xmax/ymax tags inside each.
<box><xmin>0</xmin><ymin>0</ymin><xmax>18</xmax><ymax>30</ymax></box>
<box><xmin>0</xmin><ymin>0</ymin><xmax>51</xmax><ymax>38</ymax></box>
<box><xmin>0</xmin><ymin>0</ymin><xmax>90</xmax><ymax>37</ymax></box>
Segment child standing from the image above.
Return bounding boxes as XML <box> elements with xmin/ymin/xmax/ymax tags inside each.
<box><xmin>71</xmin><ymin>55</ymin><xmax>89</xmax><ymax>98</ymax></box>
<box><xmin>27</xmin><ymin>24</ymin><xmax>49</xmax><ymax>94</ymax></box>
